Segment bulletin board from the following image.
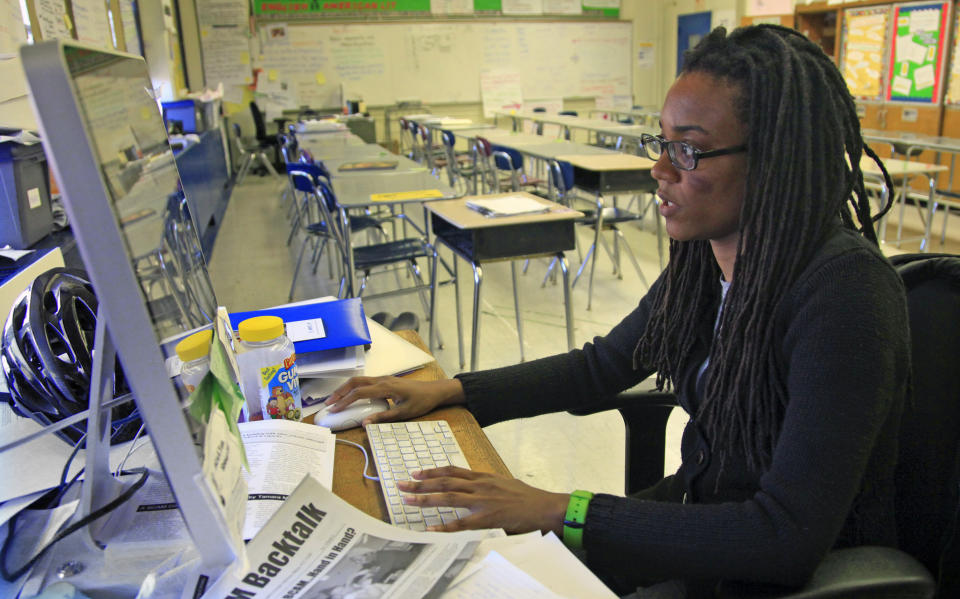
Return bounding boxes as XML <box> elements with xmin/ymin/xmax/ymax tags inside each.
<box><xmin>841</xmin><ymin>5</ymin><xmax>890</xmax><ymax>99</ymax></box>
<box><xmin>250</xmin><ymin>20</ymin><xmax>632</xmax><ymax>107</ymax></box>
<box><xmin>887</xmin><ymin>1</ymin><xmax>950</xmax><ymax>103</ymax></box>
<box><xmin>945</xmin><ymin>8</ymin><xmax>960</xmax><ymax>103</ymax></box>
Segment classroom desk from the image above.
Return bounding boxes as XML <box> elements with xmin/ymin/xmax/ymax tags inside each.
<box><xmin>588</xmin><ymin>107</ymin><xmax>660</xmax><ymax>127</ymax></box>
<box><xmin>324</xmin><ymin>329</ymin><xmax>511</xmax><ymax>520</ymax></box>
<box><xmin>327</xmin><ymin>167</ymin><xmax>461</xmax><ymax>299</ymax></box>
<box><xmin>449</xmin><ymin>129</ymin><xmax>620</xmax><ymax>194</ymax></box>
<box><xmin>493</xmin><ymin>110</ymin><xmax>654</xmax><ymax>146</ymax></box>
<box><xmin>556</xmin><ymin>153</ymin><xmax>660</xmax><ymax>308</ymax></box>
<box><xmin>426</xmin><ymin>193</ymin><xmax>583</xmax><ymax>371</ymax></box>
<box><xmin>861</xmin><ymin>155</ymin><xmax>948</xmax><ymax>252</ymax></box>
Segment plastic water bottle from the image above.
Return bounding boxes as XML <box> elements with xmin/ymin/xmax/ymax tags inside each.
<box><xmin>175</xmin><ymin>329</ymin><xmax>212</xmax><ymax>394</ymax></box>
<box><xmin>237</xmin><ymin>315</ymin><xmax>302</xmax><ymax>422</ymax></box>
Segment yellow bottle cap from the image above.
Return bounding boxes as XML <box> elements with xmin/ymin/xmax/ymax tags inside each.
<box><xmin>238</xmin><ymin>315</ymin><xmax>285</xmax><ymax>343</ymax></box>
<box><xmin>175</xmin><ymin>329</ymin><xmax>213</xmax><ymax>362</ymax></box>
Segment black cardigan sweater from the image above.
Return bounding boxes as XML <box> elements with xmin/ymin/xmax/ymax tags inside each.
<box><xmin>456</xmin><ymin>227</ymin><xmax>910</xmax><ymax>591</ymax></box>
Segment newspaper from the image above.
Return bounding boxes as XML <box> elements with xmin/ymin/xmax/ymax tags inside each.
<box><xmin>202</xmin><ymin>474</ymin><xmax>489</xmax><ymax>599</ymax></box>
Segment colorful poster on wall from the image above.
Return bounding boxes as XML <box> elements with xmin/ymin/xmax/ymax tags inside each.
<box><xmin>842</xmin><ymin>6</ymin><xmax>889</xmax><ymax>99</ymax></box>
<box><xmin>887</xmin><ymin>1</ymin><xmax>950</xmax><ymax>103</ymax></box>
<box><xmin>945</xmin><ymin>10</ymin><xmax>960</xmax><ymax>103</ymax></box>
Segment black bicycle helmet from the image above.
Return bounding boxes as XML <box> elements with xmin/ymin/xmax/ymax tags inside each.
<box><xmin>1</xmin><ymin>268</ymin><xmax>141</xmax><ymax>445</ymax></box>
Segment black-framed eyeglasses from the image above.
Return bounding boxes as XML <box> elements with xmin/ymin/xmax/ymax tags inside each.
<box><xmin>640</xmin><ymin>133</ymin><xmax>747</xmax><ymax>171</ymax></box>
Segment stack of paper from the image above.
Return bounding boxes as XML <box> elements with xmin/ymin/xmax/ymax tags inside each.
<box><xmin>466</xmin><ymin>195</ymin><xmax>551</xmax><ymax>217</ymax></box>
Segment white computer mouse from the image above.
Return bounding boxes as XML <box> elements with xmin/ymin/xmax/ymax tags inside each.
<box><xmin>314</xmin><ymin>398</ymin><xmax>389</xmax><ymax>431</ymax></box>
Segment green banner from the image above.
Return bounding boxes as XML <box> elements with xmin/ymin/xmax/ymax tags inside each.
<box><xmin>255</xmin><ymin>0</ymin><xmax>618</xmax><ymax>16</ymax></box>
<box><xmin>254</xmin><ymin>0</ymin><xmax>430</xmax><ymax>15</ymax></box>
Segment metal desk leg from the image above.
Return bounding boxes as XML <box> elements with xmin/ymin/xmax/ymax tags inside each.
<box><xmin>922</xmin><ymin>174</ymin><xmax>935</xmax><ymax>252</ymax></box>
<box><xmin>470</xmin><ymin>263</ymin><xmax>483</xmax><ymax>371</ymax></box>
<box><xmin>587</xmin><ymin>191</ymin><xmax>604</xmax><ymax>310</ymax></box>
<box><xmin>429</xmin><ymin>245</ymin><xmax>439</xmax><ymax>354</ymax></box>
<box><xmin>454</xmin><ymin>256</ymin><xmax>464</xmax><ymax>369</ymax></box>
<box><xmin>559</xmin><ymin>253</ymin><xmax>575</xmax><ymax>351</ymax></box>
<box><xmin>511</xmin><ymin>261</ymin><xmax>525</xmax><ymax>362</ymax></box>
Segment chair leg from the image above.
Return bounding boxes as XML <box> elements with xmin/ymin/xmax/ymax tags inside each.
<box><xmin>408</xmin><ymin>259</ymin><xmax>444</xmax><ymax>350</ymax></box>
<box><xmin>235</xmin><ymin>153</ymin><xmax>254</xmax><ymax>186</ymax></box>
<box><xmin>288</xmin><ymin>235</ymin><xmax>313</xmax><ymax>301</ymax></box>
<box><xmin>541</xmin><ymin>256</ymin><xmax>558</xmax><ymax>288</ymax></box>
<box><xmin>511</xmin><ymin>261</ymin><xmax>525</xmax><ymax>362</ymax></box>
<box><xmin>572</xmin><ymin>241</ymin><xmax>597</xmax><ymax>288</ymax></box>
<box><xmin>258</xmin><ymin>152</ymin><xmax>279</xmax><ymax>177</ymax></box>
<box><xmin>613</xmin><ymin>229</ymin><xmax>649</xmax><ymax>288</ymax></box>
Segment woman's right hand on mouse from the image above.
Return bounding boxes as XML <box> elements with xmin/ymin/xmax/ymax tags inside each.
<box><xmin>325</xmin><ymin>376</ymin><xmax>466</xmax><ymax>425</ymax></box>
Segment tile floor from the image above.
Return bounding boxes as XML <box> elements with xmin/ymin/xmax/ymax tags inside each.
<box><xmin>206</xmin><ymin>167</ymin><xmax>957</xmax><ymax>499</ymax></box>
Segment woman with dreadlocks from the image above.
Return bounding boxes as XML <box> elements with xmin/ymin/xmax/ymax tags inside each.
<box><xmin>327</xmin><ymin>25</ymin><xmax>909</xmax><ymax>595</ymax></box>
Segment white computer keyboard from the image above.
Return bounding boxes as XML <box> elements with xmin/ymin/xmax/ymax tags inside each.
<box><xmin>366</xmin><ymin>421</ymin><xmax>471</xmax><ymax>530</ymax></box>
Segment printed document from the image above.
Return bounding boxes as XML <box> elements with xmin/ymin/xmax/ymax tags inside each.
<box><xmin>203</xmin><ymin>474</ymin><xmax>489</xmax><ymax>599</ymax></box>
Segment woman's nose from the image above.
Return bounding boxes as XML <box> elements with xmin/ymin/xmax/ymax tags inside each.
<box><xmin>650</xmin><ymin>150</ymin><xmax>679</xmax><ymax>183</ymax></box>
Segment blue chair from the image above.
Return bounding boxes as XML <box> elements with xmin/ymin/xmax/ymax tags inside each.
<box><xmin>440</xmin><ymin>129</ymin><xmax>474</xmax><ymax>193</ymax></box>
<box><xmin>474</xmin><ymin>137</ymin><xmax>543</xmax><ymax>194</ymax></box>
<box><xmin>547</xmin><ymin>159</ymin><xmax>652</xmax><ymax>310</ymax></box>
<box><xmin>286</xmin><ymin>163</ymin><xmax>385</xmax><ymax>301</ymax></box>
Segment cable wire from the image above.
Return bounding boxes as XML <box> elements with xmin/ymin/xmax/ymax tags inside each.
<box><xmin>0</xmin><ymin>468</ymin><xmax>149</xmax><ymax>582</ymax></box>
<box><xmin>334</xmin><ymin>438</ymin><xmax>379</xmax><ymax>481</ymax></box>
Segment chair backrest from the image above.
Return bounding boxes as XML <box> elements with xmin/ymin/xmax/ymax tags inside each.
<box><xmin>548</xmin><ymin>159</ymin><xmax>575</xmax><ymax>203</ymax></box>
<box><xmin>287</xmin><ymin>162</ymin><xmax>336</xmax><ymax>211</ymax></box>
<box><xmin>249</xmin><ymin>102</ymin><xmax>268</xmax><ymax>141</ymax></box>
<box><xmin>231</xmin><ymin>122</ymin><xmax>248</xmax><ymax>153</ymax></box>
<box><xmin>491</xmin><ymin>144</ymin><xmax>522</xmax><ymax>171</ymax></box>
<box><xmin>278</xmin><ymin>134</ymin><xmax>298</xmax><ymax>163</ymax></box>
<box><xmin>888</xmin><ymin>253</ymin><xmax>960</xmax><ymax>597</ymax></box>
<box><xmin>440</xmin><ymin>129</ymin><xmax>459</xmax><ymax>186</ymax></box>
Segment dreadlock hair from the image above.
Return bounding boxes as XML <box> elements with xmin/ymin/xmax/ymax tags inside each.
<box><xmin>635</xmin><ymin>25</ymin><xmax>895</xmax><ymax>474</ymax></box>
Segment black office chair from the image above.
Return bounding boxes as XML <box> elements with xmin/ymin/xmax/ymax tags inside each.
<box><xmin>249</xmin><ymin>101</ymin><xmax>282</xmax><ymax>172</ymax></box>
<box><xmin>570</xmin><ymin>253</ymin><xmax>960</xmax><ymax>598</ymax></box>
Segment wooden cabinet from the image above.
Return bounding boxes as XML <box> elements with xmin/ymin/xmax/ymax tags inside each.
<box><xmin>796</xmin><ymin>3</ymin><xmax>841</xmax><ymax>62</ymax></box>
<box><xmin>795</xmin><ymin>0</ymin><xmax>897</xmax><ymax>63</ymax></box>
<box><xmin>740</xmin><ymin>14</ymin><xmax>795</xmax><ymax>28</ymax></box>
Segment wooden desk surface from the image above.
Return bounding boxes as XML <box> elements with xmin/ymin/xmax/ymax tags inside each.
<box><xmin>427</xmin><ymin>192</ymin><xmax>583</xmax><ymax>230</ymax></box>
<box><xmin>325</xmin><ymin>330</ymin><xmax>511</xmax><ymax>520</ymax></box>
<box><xmin>556</xmin><ymin>153</ymin><xmax>656</xmax><ymax>171</ymax></box>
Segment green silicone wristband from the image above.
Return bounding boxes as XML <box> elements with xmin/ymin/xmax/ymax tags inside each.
<box><xmin>562</xmin><ymin>490</ymin><xmax>594</xmax><ymax>550</ymax></box>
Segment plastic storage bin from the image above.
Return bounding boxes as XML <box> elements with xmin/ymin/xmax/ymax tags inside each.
<box><xmin>0</xmin><ymin>142</ymin><xmax>54</xmax><ymax>249</ymax></box>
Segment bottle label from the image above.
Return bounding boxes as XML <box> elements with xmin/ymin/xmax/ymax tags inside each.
<box><xmin>259</xmin><ymin>354</ymin><xmax>302</xmax><ymax>421</ymax></box>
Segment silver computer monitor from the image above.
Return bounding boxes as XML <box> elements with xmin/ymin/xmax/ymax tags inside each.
<box><xmin>20</xmin><ymin>40</ymin><xmax>235</xmax><ymax>569</ymax></box>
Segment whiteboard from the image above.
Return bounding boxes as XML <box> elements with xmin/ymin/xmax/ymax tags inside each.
<box><xmin>253</xmin><ymin>20</ymin><xmax>631</xmax><ymax>106</ymax></box>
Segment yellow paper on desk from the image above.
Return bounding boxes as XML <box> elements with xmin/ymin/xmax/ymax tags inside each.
<box><xmin>370</xmin><ymin>189</ymin><xmax>445</xmax><ymax>202</ymax></box>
